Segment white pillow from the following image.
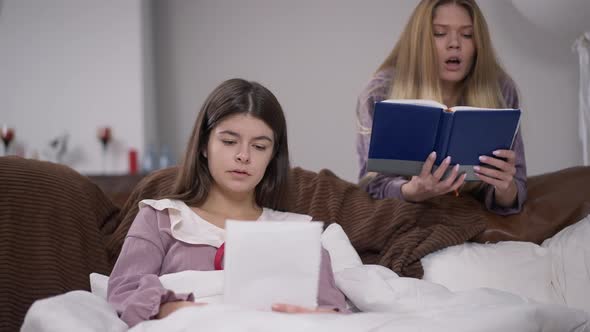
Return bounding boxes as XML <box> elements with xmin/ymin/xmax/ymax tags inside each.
<box><xmin>542</xmin><ymin>214</ymin><xmax>590</xmax><ymax>313</ymax></box>
<box><xmin>89</xmin><ymin>273</ymin><xmax>109</xmax><ymax>301</ymax></box>
<box><xmin>421</xmin><ymin>241</ymin><xmax>561</xmax><ymax>305</ymax></box>
<box><xmin>320</xmin><ymin>223</ymin><xmax>363</xmax><ymax>273</ymax></box>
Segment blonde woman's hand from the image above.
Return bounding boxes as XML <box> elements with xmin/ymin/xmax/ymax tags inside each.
<box><xmin>157</xmin><ymin>301</ymin><xmax>206</xmax><ymax>319</ymax></box>
<box><xmin>271</xmin><ymin>303</ymin><xmax>341</xmax><ymax>314</ymax></box>
<box><xmin>474</xmin><ymin>149</ymin><xmax>518</xmax><ymax>207</ymax></box>
<box><xmin>401</xmin><ymin>152</ymin><xmax>466</xmax><ymax>202</ymax></box>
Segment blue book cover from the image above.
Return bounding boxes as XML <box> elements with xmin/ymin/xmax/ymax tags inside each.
<box><xmin>367</xmin><ymin>99</ymin><xmax>521</xmax><ymax>181</ymax></box>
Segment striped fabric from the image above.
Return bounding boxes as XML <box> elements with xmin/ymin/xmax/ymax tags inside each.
<box><xmin>0</xmin><ymin>157</ymin><xmax>119</xmax><ymax>332</ymax></box>
<box><xmin>284</xmin><ymin>168</ymin><xmax>487</xmax><ymax>278</ymax></box>
<box><xmin>109</xmin><ymin>166</ymin><xmax>487</xmax><ymax>280</ymax></box>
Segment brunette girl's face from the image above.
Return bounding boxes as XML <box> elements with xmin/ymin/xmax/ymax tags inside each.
<box><xmin>204</xmin><ymin>114</ymin><xmax>274</xmax><ymax>197</ymax></box>
<box><xmin>433</xmin><ymin>3</ymin><xmax>476</xmax><ymax>88</ymax></box>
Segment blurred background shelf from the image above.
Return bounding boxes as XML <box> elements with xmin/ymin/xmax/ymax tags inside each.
<box><xmin>86</xmin><ymin>174</ymin><xmax>145</xmax><ymax>208</ymax></box>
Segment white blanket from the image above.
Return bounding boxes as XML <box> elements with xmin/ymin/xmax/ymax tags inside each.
<box><xmin>22</xmin><ymin>266</ymin><xmax>590</xmax><ymax>332</ymax></box>
<box><xmin>22</xmin><ymin>219</ymin><xmax>590</xmax><ymax>332</ymax></box>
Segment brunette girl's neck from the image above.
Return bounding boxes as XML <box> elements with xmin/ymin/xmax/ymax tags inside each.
<box><xmin>192</xmin><ymin>184</ymin><xmax>262</xmax><ymax>228</ymax></box>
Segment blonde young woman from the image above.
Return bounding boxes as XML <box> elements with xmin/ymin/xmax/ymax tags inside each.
<box><xmin>356</xmin><ymin>0</ymin><xmax>526</xmax><ymax>215</ymax></box>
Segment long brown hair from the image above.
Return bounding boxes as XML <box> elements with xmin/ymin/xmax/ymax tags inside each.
<box><xmin>167</xmin><ymin>78</ymin><xmax>290</xmax><ymax>210</ymax></box>
<box><xmin>378</xmin><ymin>0</ymin><xmax>509</xmax><ymax>108</ymax></box>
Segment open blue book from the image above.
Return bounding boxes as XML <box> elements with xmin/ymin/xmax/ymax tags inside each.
<box><xmin>367</xmin><ymin>99</ymin><xmax>521</xmax><ymax>181</ymax></box>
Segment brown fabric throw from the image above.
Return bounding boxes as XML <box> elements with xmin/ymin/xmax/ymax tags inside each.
<box><xmin>284</xmin><ymin>168</ymin><xmax>487</xmax><ymax>278</ymax></box>
<box><xmin>109</xmin><ymin>166</ymin><xmax>487</xmax><ymax>279</ymax></box>
<box><xmin>0</xmin><ymin>157</ymin><xmax>119</xmax><ymax>332</ymax></box>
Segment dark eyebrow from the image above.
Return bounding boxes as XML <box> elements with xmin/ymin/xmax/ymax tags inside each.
<box><xmin>217</xmin><ymin>130</ymin><xmax>273</xmax><ymax>143</ymax></box>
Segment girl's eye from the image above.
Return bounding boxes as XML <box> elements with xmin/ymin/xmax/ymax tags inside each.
<box><xmin>253</xmin><ymin>145</ymin><xmax>267</xmax><ymax>151</ymax></box>
<box><xmin>222</xmin><ymin>140</ymin><xmax>236</xmax><ymax>146</ymax></box>
<box><xmin>462</xmin><ymin>33</ymin><xmax>473</xmax><ymax>39</ymax></box>
<box><xmin>433</xmin><ymin>32</ymin><xmax>446</xmax><ymax>37</ymax></box>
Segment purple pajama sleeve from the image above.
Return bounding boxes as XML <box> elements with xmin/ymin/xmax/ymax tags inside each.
<box><xmin>356</xmin><ymin>69</ymin><xmax>527</xmax><ymax>215</ymax></box>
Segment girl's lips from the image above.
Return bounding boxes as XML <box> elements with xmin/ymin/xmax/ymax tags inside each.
<box><xmin>444</xmin><ymin>61</ymin><xmax>462</xmax><ymax>72</ymax></box>
<box><xmin>444</xmin><ymin>56</ymin><xmax>462</xmax><ymax>71</ymax></box>
<box><xmin>229</xmin><ymin>170</ymin><xmax>250</xmax><ymax>176</ymax></box>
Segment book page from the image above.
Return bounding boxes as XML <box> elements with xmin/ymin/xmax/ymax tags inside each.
<box><xmin>451</xmin><ymin>106</ymin><xmax>516</xmax><ymax>112</ymax></box>
<box><xmin>382</xmin><ymin>99</ymin><xmax>446</xmax><ymax>109</ymax></box>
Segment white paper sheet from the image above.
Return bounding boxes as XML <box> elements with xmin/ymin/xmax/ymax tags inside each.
<box><xmin>223</xmin><ymin>220</ymin><xmax>323</xmax><ymax>310</ymax></box>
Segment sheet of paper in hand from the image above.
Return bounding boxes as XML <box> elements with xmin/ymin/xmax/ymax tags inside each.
<box><xmin>223</xmin><ymin>220</ymin><xmax>324</xmax><ymax>310</ymax></box>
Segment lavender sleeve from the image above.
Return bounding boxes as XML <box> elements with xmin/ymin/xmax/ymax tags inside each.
<box><xmin>482</xmin><ymin>80</ymin><xmax>528</xmax><ymax>215</ymax></box>
<box><xmin>356</xmin><ymin>72</ymin><xmax>528</xmax><ymax>213</ymax></box>
<box><xmin>356</xmin><ymin>71</ymin><xmax>408</xmax><ymax>200</ymax></box>
<box><xmin>317</xmin><ymin>248</ymin><xmax>349</xmax><ymax>313</ymax></box>
<box><xmin>107</xmin><ymin>207</ymin><xmax>194</xmax><ymax>327</ymax></box>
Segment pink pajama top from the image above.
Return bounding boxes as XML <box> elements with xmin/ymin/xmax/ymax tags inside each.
<box><xmin>107</xmin><ymin>199</ymin><xmax>348</xmax><ymax>327</ymax></box>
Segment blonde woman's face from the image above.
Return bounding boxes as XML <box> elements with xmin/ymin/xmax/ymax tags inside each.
<box><xmin>432</xmin><ymin>3</ymin><xmax>475</xmax><ymax>87</ymax></box>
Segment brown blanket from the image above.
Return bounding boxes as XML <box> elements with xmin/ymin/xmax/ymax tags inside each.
<box><xmin>109</xmin><ymin>166</ymin><xmax>590</xmax><ymax>279</ymax></box>
<box><xmin>109</xmin><ymin>167</ymin><xmax>487</xmax><ymax>279</ymax></box>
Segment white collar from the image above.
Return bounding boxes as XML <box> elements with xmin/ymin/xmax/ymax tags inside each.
<box><xmin>139</xmin><ymin>199</ymin><xmax>312</xmax><ymax>248</ymax></box>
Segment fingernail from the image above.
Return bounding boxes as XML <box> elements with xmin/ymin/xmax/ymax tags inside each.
<box><xmin>445</xmin><ymin>156</ymin><xmax>451</xmax><ymax>163</ymax></box>
<box><xmin>493</xmin><ymin>150</ymin><xmax>500</xmax><ymax>156</ymax></box>
<box><xmin>474</xmin><ymin>166</ymin><xmax>480</xmax><ymax>171</ymax></box>
<box><xmin>455</xmin><ymin>164</ymin><xmax>460</xmax><ymax>170</ymax></box>
<box><xmin>430</xmin><ymin>151</ymin><xmax>436</xmax><ymax>158</ymax></box>
<box><xmin>478</xmin><ymin>156</ymin><xmax>486</xmax><ymax>162</ymax></box>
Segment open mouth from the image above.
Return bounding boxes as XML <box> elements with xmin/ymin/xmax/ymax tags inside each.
<box><xmin>444</xmin><ymin>56</ymin><xmax>462</xmax><ymax>72</ymax></box>
<box><xmin>445</xmin><ymin>56</ymin><xmax>461</xmax><ymax>65</ymax></box>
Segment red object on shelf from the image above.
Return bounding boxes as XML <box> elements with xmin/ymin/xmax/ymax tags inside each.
<box><xmin>128</xmin><ymin>149</ymin><xmax>138</xmax><ymax>175</ymax></box>
<box><xmin>97</xmin><ymin>127</ymin><xmax>112</xmax><ymax>148</ymax></box>
<box><xmin>1</xmin><ymin>127</ymin><xmax>15</xmax><ymax>146</ymax></box>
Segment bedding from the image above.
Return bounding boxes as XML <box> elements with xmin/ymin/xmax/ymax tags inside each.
<box><xmin>422</xmin><ymin>214</ymin><xmax>590</xmax><ymax>314</ymax></box>
<box><xmin>421</xmin><ymin>240</ymin><xmax>560</xmax><ymax>304</ymax></box>
<box><xmin>4</xmin><ymin>156</ymin><xmax>590</xmax><ymax>331</ymax></box>
<box><xmin>22</xmin><ymin>222</ymin><xmax>590</xmax><ymax>332</ymax></box>
<box><xmin>21</xmin><ymin>289</ymin><xmax>590</xmax><ymax>332</ymax></box>
<box><xmin>543</xmin><ymin>215</ymin><xmax>590</xmax><ymax>313</ymax></box>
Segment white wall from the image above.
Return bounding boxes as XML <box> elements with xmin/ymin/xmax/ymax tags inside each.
<box><xmin>1</xmin><ymin>1</ymin><xmax>584</xmax><ymax>180</ymax></box>
<box><xmin>154</xmin><ymin>0</ymin><xmax>585</xmax><ymax>182</ymax></box>
<box><xmin>479</xmin><ymin>0</ymin><xmax>583</xmax><ymax>177</ymax></box>
<box><xmin>0</xmin><ymin>0</ymin><xmax>154</xmax><ymax>174</ymax></box>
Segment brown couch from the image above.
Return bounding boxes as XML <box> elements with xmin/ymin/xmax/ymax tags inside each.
<box><xmin>1</xmin><ymin>156</ymin><xmax>589</xmax><ymax>331</ymax></box>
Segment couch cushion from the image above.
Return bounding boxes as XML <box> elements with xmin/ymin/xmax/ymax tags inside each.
<box><xmin>473</xmin><ymin>166</ymin><xmax>590</xmax><ymax>244</ymax></box>
<box><xmin>0</xmin><ymin>156</ymin><xmax>119</xmax><ymax>331</ymax></box>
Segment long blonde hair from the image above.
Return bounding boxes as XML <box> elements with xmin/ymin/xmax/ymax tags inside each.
<box><xmin>379</xmin><ymin>0</ymin><xmax>508</xmax><ymax>108</ymax></box>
